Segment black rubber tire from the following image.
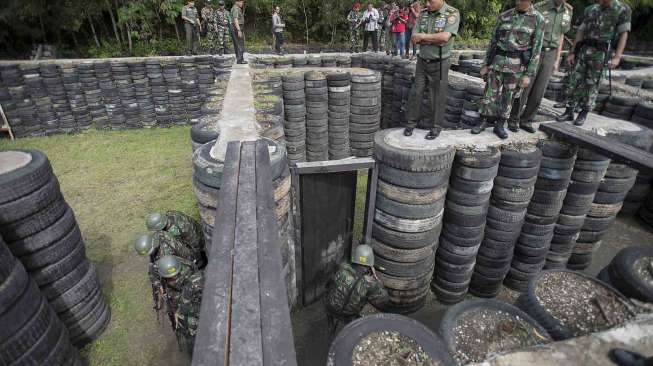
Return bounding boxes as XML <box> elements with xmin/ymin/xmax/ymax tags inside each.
<box><xmin>326</xmin><ymin>313</ymin><xmax>455</xmax><ymax>366</ymax></box>
<box><xmin>0</xmin><ymin>279</ymin><xmax>43</xmax><ymax>343</ymax></box>
<box><xmin>454</xmin><ymin>146</ymin><xmax>501</xmax><ymax>168</ymax></box>
<box><xmin>439</xmin><ymin>299</ymin><xmax>551</xmax><ymax>355</ymax></box>
<box><xmin>41</xmin><ymin>259</ymin><xmax>91</xmax><ymax>301</ymax></box>
<box><xmin>374</xmin><ymin>129</ymin><xmax>455</xmax><ymax>172</ymax></box>
<box><xmin>50</xmin><ymin>262</ymin><xmax>99</xmax><ymax>313</ymax></box>
<box><xmin>375</xmin><ymin>254</ymin><xmax>435</xmax><ymax>278</ymax></box>
<box><xmin>449</xmin><ymin>175</ymin><xmax>494</xmax><ymax>194</ymax></box>
<box><xmin>582</xmin><ymin>216</ymin><xmax>616</xmax><ymax>232</ymax></box>
<box><xmin>497</xmin><ymin>165</ymin><xmax>540</xmax><ymax>179</ymax></box>
<box><xmin>190</xmin><ymin>123</ymin><xmax>220</xmax><ymax>144</ymax></box>
<box><xmin>372</xmin><ymin>222</ymin><xmax>440</xmax><ymax>250</ymax></box>
<box><xmin>453</xmin><ymin>165</ymin><xmax>499</xmax><ymax>182</ymax></box>
<box><xmin>493</xmin><ymin>175</ymin><xmax>538</xmax><ymax>189</ymax></box>
<box><xmin>534</xmin><ymin>177</ymin><xmax>571</xmax><ymax>192</ymax></box>
<box><xmin>379</xmin><ymin>163</ymin><xmax>450</xmax><ymax>189</ymax></box>
<box><xmin>20</xmin><ymin>225</ymin><xmax>82</xmax><ymax>270</ymax></box>
<box><xmin>377</xmin><ymin>179</ymin><xmax>447</xmax><ymax>205</ymax></box>
<box><xmin>0</xmin><ymin>198</ymin><xmax>68</xmax><ymax>242</ymax></box>
<box><xmin>372</xmin><ymin>239</ymin><xmax>436</xmax><ymax>263</ymax></box>
<box><xmin>537</xmin><ymin>140</ymin><xmax>577</xmax><ymax>159</ymax></box>
<box><xmin>31</xmin><ymin>240</ymin><xmax>86</xmax><ymax>286</ymax></box>
<box><xmin>0</xmin><ymin>176</ymin><xmax>61</xmax><ymax>224</ymax></box>
<box><xmin>7</xmin><ymin>206</ymin><xmax>76</xmax><ymax>257</ymax></box>
<box><xmin>567</xmin><ymin>181</ymin><xmax>601</xmax><ymax>195</ymax></box>
<box><xmin>70</xmin><ymin>302</ymin><xmax>110</xmax><ymax>347</ymax></box>
<box><xmin>376</xmin><ymin>193</ymin><xmax>445</xmax><ymax>220</ymax></box>
<box><xmin>446</xmin><ymin>188</ymin><xmax>491</xmax><ymax>206</ymax></box>
<box><xmin>0</xmin><ymin>150</ymin><xmax>53</xmax><ymax>205</ymax></box>
<box><xmin>609</xmin><ymin>245</ymin><xmax>653</xmax><ymax>302</ymax></box>
<box><xmin>499</xmin><ymin>146</ymin><xmax>542</xmax><ymax>168</ymax></box>
<box><xmin>0</xmin><ymin>252</ymin><xmax>28</xmax><ymax>316</ymax></box>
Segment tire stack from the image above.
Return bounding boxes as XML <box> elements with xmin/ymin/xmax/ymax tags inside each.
<box><xmin>62</xmin><ymin>64</ymin><xmax>92</xmax><ymax>132</ymax></box>
<box><xmin>350</xmin><ymin>54</ymin><xmax>363</xmax><ymax>68</ymax></box>
<box><xmin>433</xmin><ymin>147</ymin><xmax>500</xmax><ymax>304</ymax></box>
<box><xmin>146</xmin><ymin>59</ymin><xmax>170</xmax><ymax>127</ymax></box>
<box><xmin>181</xmin><ymin>58</ymin><xmax>201</xmax><ymax>124</ymax></box>
<box><xmin>321</xmin><ymin>55</ymin><xmax>337</xmax><ymax>68</ymax></box>
<box><xmin>33</xmin><ymin>64</ymin><xmax>61</xmax><ymax>135</ymax></box>
<box><xmin>22</xmin><ymin>64</ymin><xmax>46</xmax><ymax>136</ymax></box>
<box><xmin>130</xmin><ymin>61</ymin><xmax>156</xmax><ymax>128</ymax></box>
<box><xmin>42</xmin><ymin>64</ymin><xmax>71</xmax><ymax>134</ymax></box>
<box><xmin>162</xmin><ymin>59</ymin><xmax>185</xmax><ymax>126</ymax></box>
<box><xmin>362</xmin><ymin>53</ymin><xmax>383</xmax><ymax>72</ymax></box>
<box><xmin>593</xmin><ymin>84</ymin><xmax>611</xmax><ymax>113</ymax></box>
<box><xmin>196</xmin><ymin>56</ymin><xmax>215</xmax><ymax>101</ymax></box>
<box><xmin>275</xmin><ymin>57</ymin><xmax>293</xmax><ymax>69</ymax></box>
<box><xmin>307</xmin><ymin>55</ymin><xmax>321</xmax><ymax>67</ymax></box>
<box><xmin>543</xmin><ymin>77</ymin><xmax>565</xmax><ymax>102</ymax></box>
<box><xmin>381</xmin><ymin>58</ymin><xmax>396</xmax><ymax>129</ymax></box>
<box><xmin>546</xmin><ymin>148</ymin><xmax>610</xmax><ymax>270</ymax></box>
<box><xmin>292</xmin><ymin>56</ymin><xmax>307</xmax><ymax>68</ymax></box>
<box><xmin>1</xmin><ymin>65</ymin><xmax>25</xmax><ymax>137</ymax></box>
<box><xmin>327</xmin><ymin>72</ymin><xmax>352</xmax><ymax>160</ymax></box>
<box><xmin>391</xmin><ymin>59</ymin><xmax>412</xmax><ymax>128</ymax></box>
<box><xmin>0</xmin><ymin>235</ymin><xmax>82</xmax><ymax>365</ymax></box>
<box><xmin>630</xmin><ymin>103</ymin><xmax>653</xmax><ymax>128</ymax></box>
<box><xmin>600</xmin><ymin>95</ymin><xmax>638</xmax><ymax>121</ymax></box>
<box><xmin>625</xmin><ymin>76</ymin><xmax>643</xmax><ymax>88</ymax></box>
<box><xmin>458</xmin><ymin>59</ymin><xmax>482</xmax><ymax>78</ymax></box>
<box><xmin>599</xmin><ymin>245</ymin><xmax>653</xmax><ymax>303</ymax></box>
<box><xmin>282</xmin><ymin>73</ymin><xmax>307</xmax><ymax>163</ymax></box>
<box><xmin>305</xmin><ymin>71</ymin><xmax>329</xmax><ymax>162</ymax></box>
<box><xmin>0</xmin><ymin>149</ymin><xmax>110</xmax><ymax>347</ymax></box>
<box><xmin>621</xmin><ymin>172</ymin><xmax>652</xmax><ymax>214</ymax></box>
<box><xmin>569</xmin><ymin>162</ymin><xmax>637</xmax><ymax>270</ymax></box>
<box><xmin>82</xmin><ymin>62</ymin><xmax>105</xmax><ymax>130</ymax></box>
<box><xmin>212</xmin><ymin>56</ymin><xmax>233</xmax><ymax>81</ymax></box>
<box><xmin>469</xmin><ymin>144</ymin><xmax>541</xmax><ymax>298</ymax></box>
<box><xmin>461</xmin><ymin>85</ymin><xmax>484</xmax><ymax>129</ymax></box>
<box><xmin>96</xmin><ymin>61</ymin><xmax>122</xmax><ymax>130</ymax></box>
<box><xmin>350</xmin><ymin>70</ymin><xmax>382</xmax><ymax>158</ymax></box>
<box><xmin>372</xmin><ymin>129</ymin><xmax>454</xmax><ymax>313</ymax></box>
<box><xmin>504</xmin><ymin>140</ymin><xmax>577</xmax><ymax>291</ymax></box>
<box><xmin>190</xmin><ymin>123</ymin><xmax>220</xmax><ymax>152</ymax></box>
<box><xmin>112</xmin><ymin>61</ymin><xmax>140</xmax><ymax>129</ymax></box>
<box><xmin>336</xmin><ymin>55</ymin><xmax>352</xmax><ymax>68</ymax></box>
<box><xmin>443</xmin><ymin>82</ymin><xmax>466</xmax><ymax>129</ymax></box>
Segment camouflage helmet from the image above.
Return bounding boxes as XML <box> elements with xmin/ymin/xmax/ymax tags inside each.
<box><xmin>146</xmin><ymin>212</ymin><xmax>168</xmax><ymax>231</ymax></box>
<box><xmin>158</xmin><ymin>255</ymin><xmax>182</xmax><ymax>278</ymax></box>
<box><xmin>351</xmin><ymin>244</ymin><xmax>374</xmax><ymax>267</ymax></box>
<box><xmin>134</xmin><ymin>233</ymin><xmax>159</xmax><ymax>256</ymax></box>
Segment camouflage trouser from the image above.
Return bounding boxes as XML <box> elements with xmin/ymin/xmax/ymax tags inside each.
<box><xmin>350</xmin><ymin>27</ymin><xmax>360</xmax><ymax>52</ymax></box>
<box><xmin>175</xmin><ymin>317</ymin><xmax>198</xmax><ymax>355</ymax></box>
<box><xmin>215</xmin><ymin>26</ymin><xmax>229</xmax><ymax>50</ymax></box>
<box><xmin>377</xmin><ymin>28</ymin><xmax>387</xmax><ymax>52</ymax></box>
<box><xmin>564</xmin><ymin>48</ymin><xmax>606</xmax><ymax>110</ymax></box>
<box><xmin>479</xmin><ymin>69</ymin><xmax>523</xmax><ymax>120</ymax></box>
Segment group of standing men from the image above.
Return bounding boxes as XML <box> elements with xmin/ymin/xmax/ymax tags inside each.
<box><xmin>134</xmin><ymin>211</ymin><xmax>207</xmax><ymax>355</ymax></box>
<box><xmin>181</xmin><ymin>0</ymin><xmax>247</xmax><ymax>64</ymax></box>
<box><xmin>400</xmin><ymin>0</ymin><xmax>630</xmax><ymax>141</ymax></box>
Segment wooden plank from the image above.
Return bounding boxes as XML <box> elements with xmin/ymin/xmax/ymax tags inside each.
<box><xmin>192</xmin><ymin>141</ymin><xmax>241</xmax><ymax>366</ymax></box>
<box><xmin>254</xmin><ymin>140</ymin><xmax>297</xmax><ymax>366</ymax></box>
<box><xmin>290</xmin><ymin>165</ymin><xmax>303</xmax><ymax>306</ymax></box>
<box><xmin>300</xmin><ymin>171</ymin><xmax>357</xmax><ymax>305</ymax></box>
<box><xmin>540</xmin><ymin>122</ymin><xmax>653</xmax><ymax>171</ymax></box>
<box><xmin>362</xmin><ymin>164</ymin><xmax>378</xmax><ymax>245</ymax></box>
<box><xmin>229</xmin><ymin>142</ymin><xmax>264</xmax><ymax>366</ymax></box>
<box><xmin>294</xmin><ymin>158</ymin><xmax>375</xmax><ymax>174</ymax></box>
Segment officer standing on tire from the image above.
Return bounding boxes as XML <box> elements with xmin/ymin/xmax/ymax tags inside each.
<box><xmin>325</xmin><ymin>244</ymin><xmax>389</xmax><ymax>335</ymax></box>
<box><xmin>146</xmin><ymin>211</ymin><xmax>206</xmax><ymax>266</ymax></box>
<box><xmin>157</xmin><ymin>255</ymin><xmax>204</xmax><ymax>356</ymax></box>
<box><xmin>214</xmin><ymin>0</ymin><xmax>230</xmax><ymax>56</ymax></box>
<box><xmin>182</xmin><ymin>0</ymin><xmax>201</xmax><ymax>55</ymax></box>
<box><xmin>509</xmin><ymin>0</ymin><xmax>573</xmax><ymax>133</ymax></box>
<box><xmin>471</xmin><ymin>0</ymin><xmax>544</xmax><ymax>139</ymax></box>
<box><xmin>403</xmin><ymin>0</ymin><xmax>460</xmax><ymax>140</ymax></box>
<box><xmin>556</xmin><ymin>0</ymin><xmax>631</xmax><ymax>126</ymax></box>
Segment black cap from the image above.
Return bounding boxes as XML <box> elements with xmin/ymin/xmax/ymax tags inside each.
<box><xmin>219</xmin><ymin>0</ymin><xmax>225</xmax><ymax>4</ymax></box>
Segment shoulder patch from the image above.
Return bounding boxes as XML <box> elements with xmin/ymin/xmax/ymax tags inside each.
<box><xmin>447</xmin><ymin>15</ymin><xmax>456</xmax><ymax>24</ymax></box>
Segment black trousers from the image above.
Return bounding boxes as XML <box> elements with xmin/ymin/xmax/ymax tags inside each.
<box><xmin>363</xmin><ymin>30</ymin><xmax>379</xmax><ymax>52</ymax></box>
<box><xmin>274</xmin><ymin>32</ymin><xmax>284</xmax><ymax>53</ymax></box>
<box><xmin>231</xmin><ymin>27</ymin><xmax>245</xmax><ymax>62</ymax></box>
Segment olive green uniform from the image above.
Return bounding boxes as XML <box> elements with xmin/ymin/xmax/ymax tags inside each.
<box><xmin>231</xmin><ymin>4</ymin><xmax>245</xmax><ymax>63</ymax></box>
<box><xmin>405</xmin><ymin>2</ymin><xmax>460</xmax><ymax>130</ymax></box>
<box><xmin>325</xmin><ymin>263</ymin><xmax>389</xmax><ymax>322</ymax></box>
<box><xmin>510</xmin><ymin>0</ymin><xmax>572</xmax><ymax>125</ymax></box>
<box><xmin>182</xmin><ymin>4</ymin><xmax>200</xmax><ymax>54</ymax></box>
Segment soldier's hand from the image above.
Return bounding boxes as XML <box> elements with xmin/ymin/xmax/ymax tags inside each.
<box><xmin>238</xmin><ymin>30</ymin><xmax>243</xmax><ymax>38</ymax></box>
<box><xmin>519</xmin><ymin>76</ymin><xmax>530</xmax><ymax>89</ymax></box>
<box><xmin>566</xmin><ymin>53</ymin><xmax>575</xmax><ymax>66</ymax></box>
<box><xmin>410</xmin><ymin>33</ymin><xmax>421</xmax><ymax>44</ymax></box>
<box><xmin>609</xmin><ymin>56</ymin><xmax>620</xmax><ymax>70</ymax></box>
<box><xmin>480</xmin><ymin>65</ymin><xmax>489</xmax><ymax>79</ymax></box>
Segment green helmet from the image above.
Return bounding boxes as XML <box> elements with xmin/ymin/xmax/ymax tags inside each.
<box><xmin>146</xmin><ymin>212</ymin><xmax>167</xmax><ymax>231</ymax></box>
<box><xmin>351</xmin><ymin>244</ymin><xmax>374</xmax><ymax>267</ymax></box>
<box><xmin>134</xmin><ymin>233</ymin><xmax>159</xmax><ymax>256</ymax></box>
<box><xmin>158</xmin><ymin>255</ymin><xmax>182</xmax><ymax>278</ymax></box>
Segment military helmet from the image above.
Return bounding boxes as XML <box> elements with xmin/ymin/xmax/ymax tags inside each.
<box><xmin>134</xmin><ymin>233</ymin><xmax>159</xmax><ymax>256</ymax></box>
<box><xmin>218</xmin><ymin>0</ymin><xmax>225</xmax><ymax>5</ymax></box>
<box><xmin>146</xmin><ymin>212</ymin><xmax>168</xmax><ymax>231</ymax></box>
<box><xmin>158</xmin><ymin>255</ymin><xmax>182</xmax><ymax>278</ymax></box>
<box><xmin>351</xmin><ymin>244</ymin><xmax>374</xmax><ymax>267</ymax></box>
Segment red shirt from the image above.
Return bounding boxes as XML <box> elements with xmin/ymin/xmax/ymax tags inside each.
<box><xmin>391</xmin><ymin>9</ymin><xmax>408</xmax><ymax>33</ymax></box>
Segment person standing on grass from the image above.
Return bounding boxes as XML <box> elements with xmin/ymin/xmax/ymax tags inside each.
<box><xmin>182</xmin><ymin>0</ymin><xmax>201</xmax><ymax>55</ymax></box>
<box><xmin>231</xmin><ymin>0</ymin><xmax>247</xmax><ymax>64</ymax></box>
<box><xmin>389</xmin><ymin>4</ymin><xmax>408</xmax><ymax>56</ymax></box>
<box><xmin>362</xmin><ymin>2</ymin><xmax>380</xmax><ymax>52</ymax></box>
<box><xmin>406</xmin><ymin>0</ymin><xmax>421</xmax><ymax>58</ymax></box>
<box><xmin>272</xmin><ymin>6</ymin><xmax>286</xmax><ymax>54</ymax></box>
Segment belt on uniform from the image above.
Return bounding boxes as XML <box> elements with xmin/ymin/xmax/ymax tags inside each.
<box><xmin>583</xmin><ymin>39</ymin><xmax>610</xmax><ymax>51</ymax></box>
<box><xmin>495</xmin><ymin>49</ymin><xmax>524</xmax><ymax>58</ymax></box>
<box><xmin>420</xmin><ymin>57</ymin><xmax>450</xmax><ymax>63</ymax></box>
<box><xmin>542</xmin><ymin>47</ymin><xmax>555</xmax><ymax>52</ymax></box>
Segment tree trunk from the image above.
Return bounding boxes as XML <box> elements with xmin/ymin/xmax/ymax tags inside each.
<box><xmin>302</xmin><ymin>0</ymin><xmax>309</xmax><ymax>46</ymax></box>
<box><xmin>174</xmin><ymin>21</ymin><xmax>181</xmax><ymax>42</ymax></box>
<box><xmin>105</xmin><ymin>0</ymin><xmax>122</xmax><ymax>46</ymax></box>
<box><xmin>39</xmin><ymin>14</ymin><xmax>47</xmax><ymax>42</ymax></box>
<box><xmin>126</xmin><ymin>24</ymin><xmax>133</xmax><ymax>55</ymax></box>
<box><xmin>88</xmin><ymin>13</ymin><xmax>101</xmax><ymax>48</ymax></box>
<box><xmin>71</xmin><ymin>31</ymin><xmax>79</xmax><ymax>48</ymax></box>
<box><xmin>115</xmin><ymin>0</ymin><xmax>127</xmax><ymax>42</ymax></box>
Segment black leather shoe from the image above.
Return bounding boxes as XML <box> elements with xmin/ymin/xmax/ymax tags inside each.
<box><xmin>425</xmin><ymin>127</ymin><xmax>441</xmax><ymax>140</ymax></box>
<box><xmin>574</xmin><ymin>109</ymin><xmax>589</xmax><ymax>126</ymax></box>
<box><xmin>609</xmin><ymin>348</ymin><xmax>653</xmax><ymax>366</ymax></box>
<box><xmin>403</xmin><ymin>127</ymin><xmax>413</xmax><ymax>136</ymax></box>
<box><xmin>556</xmin><ymin>107</ymin><xmax>575</xmax><ymax>122</ymax></box>
<box><xmin>471</xmin><ymin>120</ymin><xmax>489</xmax><ymax>134</ymax></box>
<box><xmin>520</xmin><ymin>120</ymin><xmax>536</xmax><ymax>133</ymax></box>
<box><xmin>508</xmin><ymin>119</ymin><xmax>519</xmax><ymax>132</ymax></box>
<box><xmin>493</xmin><ymin>119</ymin><xmax>508</xmax><ymax>139</ymax></box>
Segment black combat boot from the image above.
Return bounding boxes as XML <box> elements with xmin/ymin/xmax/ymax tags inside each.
<box><xmin>520</xmin><ymin>119</ymin><xmax>536</xmax><ymax>133</ymax></box>
<box><xmin>425</xmin><ymin>127</ymin><xmax>441</xmax><ymax>140</ymax></box>
<box><xmin>403</xmin><ymin>127</ymin><xmax>413</xmax><ymax>136</ymax></box>
<box><xmin>574</xmin><ymin>109</ymin><xmax>589</xmax><ymax>126</ymax></box>
<box><xmin>471</xmin><ymin>117</ymin><xmax>490</xmax><ymax>134</ymax></box>
<box><xmin>508</xmin><ymin>118</ymin><xmax>519</xmax><ymax>132</ymax></box>
<box><xmin>556</xmin><ymin>107</ymin><xmax>575</xmax><ymax>122</ymax></box>
<box><xmin>609</xmin><ymin>348</ymin><xmax>653</xmax><ymax>366</ymax></box>
<box><xmin>218</xmin><ymin>48</ymin><xmax>224</xmax><ymax>56</ymax></box>
<box><xmin>493</xmin><ymin>118</ymin><xmax>508</xmax><ymax>139</ymax></box>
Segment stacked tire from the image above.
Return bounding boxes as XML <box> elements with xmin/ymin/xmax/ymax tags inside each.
<box><xmin>443</xmin><ymin>82</ymin><xmax>466</xmax><ymax>129</ymax></box>
<box><xmin>112</xmin><ymin>61</ymin><xmax>140</xmax><ymax>129</ymax></box>
<box><xmin>78</xmin><ymin>62</ymin><xmax>101</xmax><ymax>131</ymax></box>
<box><xmin>292</xmin><ymin>56</ymin><xmax>307</xmax><ymax>68</ymax></box>
<box><xmin>350</xmin><ymin>54</ymin><xmax>363</xmax><ymax>68</ymax></box>
<box><xmin>461</xmin><ymin>85</ymin><xmax>484</xmax><ymax>129</ymax></box>
<box><xmin>391</xmin><ymin>59</ymin><xmax>412</xmax><ymax>128</ymax></box>
<box><xmin>321</xmin><ymin>55</ymin><xmax>337</xmax><ymax>68</ymax></box>
<box><xmin>190</xmin><ymin>123</ymin><xmax>220</xmax><ymax>152</ymax></box>
<box><xmin>253</xmin><ymin>74</ymin><xmax>284</xmax><ymax>142</ymax></box>
<box><xmin>130</xmin><ymin>60</ymin><xmax>157</xmax><ymax>128</ymax></box>
<box><xmin>372</xmin><ymin>129</ymin><xmax>454</xmax><ymax>313</ymax></box>
<box><xmin>599</xmin><ymin>245</ymin><xmax>653</xmax><ymax>303</ymax></box>
<box><xmin>282</xmin><ymin>73</ymin><xmax>307</xmax><ymax>163</ymax></box>
<box><xmin>630</xmin><ymin>103</ymin><xmax>653</xmax><ymax>128</ymax></box>
<box><xmin>29</xmin><ymin>64</ymin><xmax>60</xmax><ymax>135</ymax></box>
<box><xmin>470</xmin><ymin>144</ymin><xmax>541</xmax><ymax>298</ymax></box>
<box><xmin>621</xmin><ymin>172</ymin><xmax>652</xmax><ymax>214</ymax></box>
<box><xmin>504</xmin><ymin>140</ymin><xmax>577</xmax><ymax>291</ymax></box>
<box><xmin>181</xmin><ymin>58</ymin><xmax>202</xmax><ymax>124</ymax></box>
<box><xmin>96</xmin><ymin>61</ymin><xmax>121</xmax><ymax>130</ymax></box>
<box><xmin>569</xmin><ymin>162</ymin><xmax>637</xmax><ymax>270</ymax></box>
<box><xmin>307</xmin><ymin>55</ymin><xmax>321</xmax><ymax>67</ymax></box>
<box><xmin>350</xmin><ymin>70</ymin><xmax>382</xmax><ymax>157</ymax></box>
<box><xmin>0</xmin><ymin>65</ymin><xmax>27</xmax><ymax>137</ymax></box>
<box><xmin>327</xmin><ymin>72</ymin><xmax>352</xmax><ymax>160</ymax></box>
<box><xmin>275</xmin><ymin>57</ymin><xmax>293</xmax><ymax>69</ymax></box>
<box><xmin>600</xmin><ymin>95</ymin><xmax>638</xmax><ymax>121</ymax></box>
<box><xmin>147</xmin><ymin>59</ymin><xmax>172</xmax><ymax>127</ymax></box>
<box><xmin>0</xmin><ymin>149</ymin><xmax>110</xmax><ymax>347</ymax></box>
<box><xmin>336</xmin><ymin>55</ymin><xmax>352</xmax><ymax>68</ymax></box>
<box><xmin>0</xmin><ymin>236</ymin><xmax>82</xmax><ymax>365</ymax></box>
<box><xmin>63</xmin><ymin>63</ymin><xmax>92</xmax><ymax>132</ymax></box>
<box><xmin>434</xmin><ymin>147</ymin><xmax>500</xmax><ymax>304</ymax></box>
<box><xmin>543</xmin><ymin>77</ymin><xmax>565</xmax><ymax>102</ymax></box>
<box><xmin>381</xmin><ymin>58</ymin><xmax>396</xmax><ymax>129</ymax></box>
<box><xmin>547</xmin><ymin>148</ymin><xmax>610</xmax><ymax>269</ymax></box>
<box><xmin>305</xmin><ymin>71</ymin><xmax>329</xmax><ymax>162</ymax></box>
<box><xmin>43</xmin><ymin>63</ymin><xmax>76</xmax><ymax>134</ymax></box>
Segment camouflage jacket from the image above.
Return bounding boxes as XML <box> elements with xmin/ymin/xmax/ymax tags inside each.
<box><xmin>347</xmin><ymin>10</ymin><xmax>363</xmax><ymax>28</ymax></box>
<box><xmin>175</xmin><ymin>269</ymin><xmax>204</xmax><ymax>336</ymax></box>
<box><xmin>484</xmin><ymin>5</ymin><xmax>544</xmax><ymax>77</ymax></box>
<box><xmin>201</xmin><ymin>6</ymin><xmax>215</xmax><ymax>27</ymax></box>
<box><xmin>214</xmin><ymin>8</ymin><xmax>230</xmax><ymax>28</ymax></box>
<box><xmin>165</xmin><ymin>210</ymin><xmax>205</xmax><ymax>257</ymax></box>
<box><xmin>325</xmin><ymin>263</ymin><xmax>389</xmax><ymax>316</ymax></box>
<box><xmin>578</xmin><ymin>0</ymin><xmax>631</xmax><ymax>46</ymax></box>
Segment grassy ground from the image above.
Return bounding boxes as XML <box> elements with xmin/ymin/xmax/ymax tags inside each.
<box><xmin>0</xmin><ymin>127</ymin><xmax>197</xmax><ymax>366</ymax></box>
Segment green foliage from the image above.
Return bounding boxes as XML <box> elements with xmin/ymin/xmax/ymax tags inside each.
<box><xmin>450</xmin><ymin>0</ymin><xmax>504</xmax><ymax>39</ymax></box>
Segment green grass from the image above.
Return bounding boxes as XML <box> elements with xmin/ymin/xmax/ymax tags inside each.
<box><xmin>0</xmin><ymin>127</ymin><xmax>197</xmax><ymax>366</ymax></box>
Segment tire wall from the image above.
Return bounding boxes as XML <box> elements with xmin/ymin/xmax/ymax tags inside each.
<box><xmin>0</xmin><ymin>56</ymin><xmax>233</xmax><ymax>138</ymax></box>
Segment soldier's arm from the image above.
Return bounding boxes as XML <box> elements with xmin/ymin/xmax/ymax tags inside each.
<box><xmin>181</xmin><ymin>7</ymin><xmax>191</xmax><ymax>23</ymax></box>
<box><xmin>366</xmin><ymin>279</ymin><xmax>390</xmax><ymax>309</ymax></box>
<box><xmin>555</xmin><ymin>34</ymin><xmax>564</xmax><ymax>70</ymax></box>
<box><xmin>525</xmin><ymin>16</ymin><xmax>544</xmax><ymax>78</ymax></box>
<box><xmin>611</xmin><ymin>6</ymin><xmax>631</xmax><ymax>65</ymax></box>
<box><xmin>483</xmin><ymin>17</ymin><xmax>501</xmax><ymax>66</ymax></box>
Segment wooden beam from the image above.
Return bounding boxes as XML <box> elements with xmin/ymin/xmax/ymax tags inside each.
<box><xmin>539</xmin><ymin>122</ymin><xmax>653</xmax><ymax>171</ymax></box>
<box><xmin>362</xmin><ymin>164</ymin><xmax>378</xmax><ymax>245</ymax></box>
<box><xmin>293</xmin><ymin>157</ymin><xmax>375</xmax><ymax>174</ymax></box>
<box><xmin>229</xmin><ymin>142</ymin><xmax>264</xmax><ymax>365</ymax></box>
<box><xmin>290</xmin><ymin>166</ymin><xmax>303</xmax><ymax>308</ymax></box>
<box><xmin>192</xmin><ymin>141</ymin><xmax>241</xmax><ymax>366</ymax></box>
<box><xmin>254</xmin><ymin>140</ymin><xmax>297</xmax><ymax>366</ymax></box>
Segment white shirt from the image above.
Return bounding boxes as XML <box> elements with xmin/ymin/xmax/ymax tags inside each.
<box><xmin>362</xmin><ymin>8</ymin><xmax>379</xmax><ymax>31</ymax></box>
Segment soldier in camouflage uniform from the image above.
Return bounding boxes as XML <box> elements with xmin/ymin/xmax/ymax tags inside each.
<box><xmin>157</xmin><ymin>255</ymin><xmax>204</xmax><ymax>356</ymax></box>
<box><xmin>214</xmin><ymin>0</ymin><xmax>231</xmax><ymax>56</ymax></box>
<box><xmin>201</xmin><ymin>0</ymin><xmax>216</xmax><ymax>53</ymax></box>
<box><xmin>325</xmin><ymin>245</ymin><xmax>389</xmax><ymax>335</ymax></box>
<box><xmin>347</xmin><ymin>2</ymin><xmax>363</xmax><ymax>53</ymax></box>
<box><xmin>471</xmin><ymin>0</ymin><xmax>544</xmax><ymax>139</ymax></box>
<box><xmin>146</xmin><ymin>211</ymin><xmax>205</xmax><ymax>263</ymax></box>
<box><xmin>556</xmin><ymin>0</ymin><xmax>631</xmax><ymax>126</ymax></box>
<box><xmin>377</xmin><ymin>1</ymin><xmax>389</xmax><ymax>53</ymax></box>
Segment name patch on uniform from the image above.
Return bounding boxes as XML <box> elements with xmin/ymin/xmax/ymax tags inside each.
<box><xmin>447</xmin><ymin>15</ymin><xmax>456</xmax><ymax>24</ymax></box>
<box><xmin>435</xmin><ymin>18</ymin><xmax>446</xmax><ymax>28</ymax></box>
<box><xmin>563</xmin><ymin>14</ymin><xmax>571</xmax><ymax>21</ymax></box>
